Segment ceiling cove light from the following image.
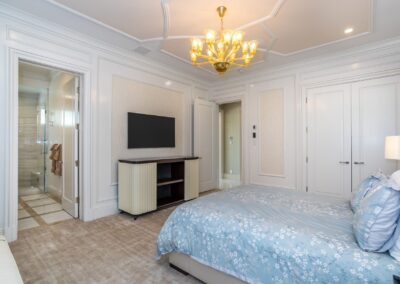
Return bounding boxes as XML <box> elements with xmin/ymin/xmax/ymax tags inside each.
<box><xmin>344</xmin><ymin>27</ymin><xmax>354</xmax><ymax>34</ymax></box>
<box><xmin>190</xmin><ymin>6</ymin><xmax>258</xmax><ymax>74</ymax></box>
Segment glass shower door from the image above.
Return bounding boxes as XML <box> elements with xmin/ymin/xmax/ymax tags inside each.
<box><xmin>36</xmin><ymin>90</ymin><xmax>48</xmax><ymax>193</ymax></box>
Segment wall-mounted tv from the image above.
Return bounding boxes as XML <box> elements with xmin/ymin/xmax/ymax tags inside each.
<box><xmin>127</xmin><ymin>112</ymin><xmax>175</xmax><ymax>148</ymax></box>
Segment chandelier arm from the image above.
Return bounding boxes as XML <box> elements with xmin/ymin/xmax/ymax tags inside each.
<box><xmin>196</xmin><ymin>55</ymin><xmax>217</xmax><ymax>64</ymax></box>
<box><xmin>207</xmin><ymin>44</ymin><xmax>219</xmax><ymax>58</ymax></box>
<box><xmin>193</xmin><ymin>62</ymin><xmax>213</xmax><ymax>66</ymax></box>
<box><xmin>197</xmin><ymin>54</ymin><xmax>212</xmax><ymax>60</ymax></box>
<box><xmin>224</xmin><ymin>45</ymin><xmax>240</xmax><ymax>62</ymax></box>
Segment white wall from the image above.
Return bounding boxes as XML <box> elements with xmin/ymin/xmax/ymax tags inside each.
<box><xmin>0</xmin><ymin>3</ymin><xmax>211</xmax><ymax>236</ymax></box>
<box><xmin>212</xmin><ymin>37</ymin><xmax>400</xmax><ymax>192</ymax></box>
<box><xmin>111</xmin><ymin>76</ymin><xmax>187</xmax><ymax>183</ymax></box>
<box><xmin>1</xmin><ymin>1</ymin><xmax>400</xmax><ymax>236</ymax></box>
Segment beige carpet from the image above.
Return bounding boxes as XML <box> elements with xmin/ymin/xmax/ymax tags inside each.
<box><xmin>10</xmin><ymin>207</ymin><xmax>201</xmax><ymax>284</ymax></box>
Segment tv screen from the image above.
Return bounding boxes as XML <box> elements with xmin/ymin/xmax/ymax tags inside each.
<box><xmin>127</xmin><ymin>112</ymin><xmax>175</xmax><ymax>148</ymax></box>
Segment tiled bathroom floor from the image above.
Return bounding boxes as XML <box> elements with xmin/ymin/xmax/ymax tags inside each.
<box><xmin>18</xmin><ymin>188</ymin><xmax>73</xmax><ymax>231</ymax></box>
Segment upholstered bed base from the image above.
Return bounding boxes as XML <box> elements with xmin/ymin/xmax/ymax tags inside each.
<box><xmin>169</xmin><ymin>252</ymin><xmax>246</xmax><ymax>284</ymax></box>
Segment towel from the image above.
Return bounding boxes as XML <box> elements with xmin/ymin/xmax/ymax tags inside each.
<box><xmin>49</xmin><ymin>144</ymin><xmax>62</xmax><ymax>176</ymax></box>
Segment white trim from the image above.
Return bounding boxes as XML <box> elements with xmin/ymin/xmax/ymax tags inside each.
<box><xmin>214</xmin><ymin>95</ymin><xmax>246</xmax><ymax>185</ymax></box>
<box><xmin>43</xmin><ymin>0</ymin><xmax>375</xmax><ymax>74</ymax></box>
<box><xmin>270</xmin><ymin>31</ymin><xmax>372</xmax><ymax>57</ymax></box>
<box><xmin>44</xmin><ymin>0</ymin><xmax>286</xmax><ymax>43</ymax></box>
<box><xmin>160</xmin><ymin>49</ymin><xmax>216</xmax><ymax>75</ymax></box>
<box><xmin>45</xmin><ymin>0</ymin><xmax>142</xmax><ymax>43</ymax></box>
<box><xmin>0</xmin><ymin>2</ymin><xmax>211</xmax><ymax>88</ymax></box>
<box><xmin>0</xmin><ymin>2</ymin><xmax>210</xmax><ymax>236</ymax></box>
<box><xmin>222</xmin><ymin>174</ymin><xmax>241</xmax><ymax>181</ymax></box>
<box><xmin>4</xmin><ymin>50</ymin><xmax>92</xmax><ymax>242</ymax></box>
<box><xmin>95</xmin><ymin>57</ymin><xmax>193</xmax><ymax>205</ymax></box>
<box><xmin>235</xmin><ymin>0</ymin><xmax>287</xmax><ymax>30</ymax></box>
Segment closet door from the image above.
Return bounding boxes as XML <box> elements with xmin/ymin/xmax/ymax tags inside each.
<box><xmin>352</xmin><ymin>76</ymin><xmax>400</xmax><ymax>190</ymax></box>
<box><xmin>307</xmin><ymin>85</ymin><xmax>352</xmax><ymax>197</ymax></box>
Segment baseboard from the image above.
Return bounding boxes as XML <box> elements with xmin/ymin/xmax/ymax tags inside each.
<box><xmin>222</xmin><ymin>173</ymin><xmax>240</xmax><ymax>181</ymax></box>
<box><xmin>90</xmin><ymin>201</ymin><xmax>119</xmax><ymax>220</ymax></box>
<box><xmin>4</xmin><ymin>224</ymin><xmax>18</xmax><ymax>242</ymax></box>
<box><xmin>47</xmin><ymin>185</ymin><xmax>61</xmax><ymax>195</ymax></box>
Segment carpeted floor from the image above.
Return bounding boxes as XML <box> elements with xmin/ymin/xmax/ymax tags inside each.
<box><xmin>9</xmin><ymin>207</ymin><xmax>201</xmax><ymax>284</ymax></box>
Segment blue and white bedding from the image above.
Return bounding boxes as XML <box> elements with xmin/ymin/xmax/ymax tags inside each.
<box><xmin>157</xmin><ymin>185</ymin><xmax>400</xmax><ymax>284</ymax></box>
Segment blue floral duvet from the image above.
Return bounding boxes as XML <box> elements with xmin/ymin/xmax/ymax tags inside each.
<box><xmin>157</xmin><ymin>185</ymin><xmax>400</xmax><ymax>284</ymax></box>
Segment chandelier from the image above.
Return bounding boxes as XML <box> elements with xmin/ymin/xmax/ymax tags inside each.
<box><xmin>190</xmin><ymin>6</ymin><xmax>258</xmax><ymax>74</ymax></box>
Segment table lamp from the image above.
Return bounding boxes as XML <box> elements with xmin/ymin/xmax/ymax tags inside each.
<box><xmin>385</xmin><ymin>136</ymin><xmax>400</xmax><ymax>182</ymax></box>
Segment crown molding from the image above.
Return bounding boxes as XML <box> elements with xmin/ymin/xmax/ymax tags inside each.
<box><xmin>212</xmin><ymin>35</ymin><xmax>400</xmax><ymax>93</ymax></box>
<box><xmin>0</xmin><ymin>1</ymin><xmax>213</xmax><ymax>88</ymax></box>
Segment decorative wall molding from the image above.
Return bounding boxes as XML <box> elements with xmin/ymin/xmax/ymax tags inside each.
<box><xmin>212</xmin><ymin>36</ymin><xmax>400</xmax><ymax>93</ymax></box>
<box><xmin>211</xmin><ymin>36</ymin><xmax>400</xmax><ymax>193</ymax></box>
<box><xmin>0</xmin><ymin>2</ymin><xmax>211</xmax><ymax>89</ymax></box>
<box><xmin>0</xmin><ymin>4</ymin><xmax>210</xmax><ymax>237</ymax></box>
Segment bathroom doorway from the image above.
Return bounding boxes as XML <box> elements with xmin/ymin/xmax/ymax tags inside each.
<box><xmin>219</xmin><ymin>102</ymin><xmax>242</xmax><ymax>189</ymax></box>
<box><xmin>17</xmin><ymin>61</ymin><xmax>80</xmax><ymax>231</ymax></box>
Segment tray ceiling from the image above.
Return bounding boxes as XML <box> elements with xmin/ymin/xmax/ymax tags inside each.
<box><xmin>51</xmin><ymin>0</ymin><xmax>373</xmax><ymax>74</ymax></box>
<box><xmin>2</xmin><ymin>0</ymin><xmax>395</xmax><ymax>80</ymax></box>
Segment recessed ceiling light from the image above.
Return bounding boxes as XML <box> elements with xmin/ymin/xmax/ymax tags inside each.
<box><xmin>249</xmin><ymin>84</ymin><xmax>255</xmax><ymax>88</ymax></box>
<box><xmin>165</xmin><ymin>81</ymin><xmax>172</xmax><ymax>86</ymax></box>
<box><xmin>344</xmin><ymin>27</ymin><xmax>354</xmax><ymax>34</ymax></box>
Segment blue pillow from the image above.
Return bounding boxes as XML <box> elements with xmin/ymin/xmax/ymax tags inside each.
<box><xmin>353</xmin><ymin>179</ymin><xmax>400</xmax><ymax>252</ymax></box>
<box><xmin>389</xmin><ymin>218</ymin><xmax>400</xmax><ymax>260</ymax></box>
<box><xmin>351</xmin><ymin>173</ymin><xmax>384</xmax><ymax>212</ymax></box>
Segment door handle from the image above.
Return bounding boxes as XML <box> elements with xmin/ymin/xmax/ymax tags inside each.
<box><xmin>339</xmin><ymin>161</ymin><xmax>350</xmax><ymax>164</ymax></box>
<box><xmin>354</xmin><ymin>162</ymin><xmax>365</xmax><ymax>165</ymax></box>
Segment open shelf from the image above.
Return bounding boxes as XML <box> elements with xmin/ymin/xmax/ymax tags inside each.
<box><xmin>156</xmin><ymin>161</ymin><xmax>185</xmax><ymax>208</ymax></box>
<box><xmin>157</xmin><ymin>178</ymin><xmax>184</xmax><ymax>186</ymax></box>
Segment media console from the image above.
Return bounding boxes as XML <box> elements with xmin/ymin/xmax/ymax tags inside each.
<box><xmin>118</xmin><ymin>156</ymin><xmax>199</xmax><ymax>219</ymax></box>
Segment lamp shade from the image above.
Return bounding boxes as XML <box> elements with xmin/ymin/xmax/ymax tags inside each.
<box><xmin>385</xmin><ymin>136</ymin><xmax>400</xmax><ymax>160</ymax></box>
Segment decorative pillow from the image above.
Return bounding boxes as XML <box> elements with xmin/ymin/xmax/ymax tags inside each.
<box><xmin>388</xmin><ymin>170</ymin><xmax>400</xmax><ymax>260</ymax></box>
<box><xmin>351</xmin><ymin>173</ymin><xmax>385</xmax><ymax>212</ymax></box>
<box><xmin>353</xmin><ymin>178</ymin><xmax>400</xmax><ymax>252</ymax></box>
<box><xmin>389</xmin><ymin>219</ymin><xmax>400</xmax><ymax>260</ymax></box>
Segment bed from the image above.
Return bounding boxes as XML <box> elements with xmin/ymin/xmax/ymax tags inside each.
<box><xmin>157</xmin><ymin>185</ymin><xmax>400</xmax><ymax>283</ymax></box>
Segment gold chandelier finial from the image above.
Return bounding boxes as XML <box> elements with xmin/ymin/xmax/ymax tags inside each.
<box><xmin>216</xmin><ymin>6</ymin><xmax>227</xmax><ymax>18</ymax></box>
<box><xmin>190</xmin><ymin>6</ymin><xmax>258</xmax><ymax>74</ymax></box>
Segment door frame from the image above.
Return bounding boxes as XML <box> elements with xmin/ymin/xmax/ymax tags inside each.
<box><xmin>214</xmin><ymin>95</ymin><xmax>246</xmax><ymax>185</ymax></box>
<box><xmin>4</xmin><ymin>48</ymin><xmax>91</xmax><ymax>241</ymax></box>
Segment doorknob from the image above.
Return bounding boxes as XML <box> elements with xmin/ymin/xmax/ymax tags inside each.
<box><xmin>354</xmin><ymin>161</ymin><xmax>365</xmax><ymax>165</ymax></box>
<box><xmin>339</xmin><ymin>161</ymin><xmax>350</xmax><ymax>164</ymax></box>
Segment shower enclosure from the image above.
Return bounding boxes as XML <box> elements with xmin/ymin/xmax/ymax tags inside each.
<box><xmin>37</xmin><ymin>90</ymin><xmax>49</xmax><ymax>193</ymax></box>
<box><xmin>18</xmin><ymin>86</ymin><xmax>49</xmax><ymax>196</ymax></box>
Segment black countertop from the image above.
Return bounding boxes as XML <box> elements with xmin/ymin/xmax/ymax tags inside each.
<box><xmin>119</xmin><ymin>156</ymin><xmax>199</xmax><ymax>164</ymax></box>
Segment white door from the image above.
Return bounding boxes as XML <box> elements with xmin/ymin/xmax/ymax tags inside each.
<box><xmin>248</xmin><ymin>77</ymin><xmax>296</xmax><ymax>188</ymax></box>
<box><xmin>307</xmin><ymin>85</ymin><xmax>352</xmax><ymax>197</ymax></box>
<box><xmin>352</xmin><ymin>76</ymin><xmax>400</xmax><ymax>190</ymax></box>
<box><xmin>194</xmin><ymin>98</ymin><xmax>219</xmax><ymax>192</ymax></box>
<box><xmin>62</xmin><ymin>76</ymin><xmax>79</xmax><ymax>217</ymax></box>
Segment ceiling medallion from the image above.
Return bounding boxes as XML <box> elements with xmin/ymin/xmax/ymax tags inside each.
<box><xmin>190</xmin><ymin>6</ymin><xmax>258</xmax><ymax>74</ymax></box>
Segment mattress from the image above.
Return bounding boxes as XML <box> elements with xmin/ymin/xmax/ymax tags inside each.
<box><xmin>157</xmin><ymin>185</ymin><xmax>400</xmax><ymax>283</ymax></box>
